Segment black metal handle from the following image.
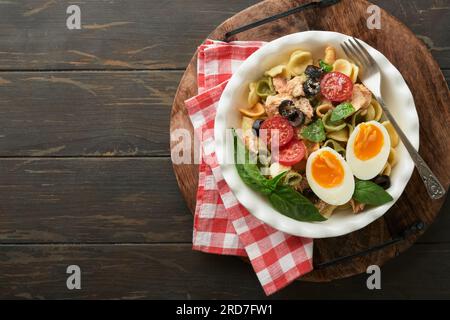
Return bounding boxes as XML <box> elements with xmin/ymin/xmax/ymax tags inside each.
<box><xmin>224</xmin><ymin>0</ymin><xmax>341</xmax><ymax>41</ymax></box>
<box><xmin>314</xmin><ymin>221</ymin><xmax>426</xmax><ymax>269</ymax></box>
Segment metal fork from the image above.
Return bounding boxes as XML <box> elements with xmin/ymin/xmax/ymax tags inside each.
<box><xmin>341</xmin><ymin>38</ymin><xmax>445</xmax><ymax>200</ymax></box>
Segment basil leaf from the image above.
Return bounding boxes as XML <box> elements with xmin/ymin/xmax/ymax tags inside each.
<box><xmin>353</xmin><ymin>180</ymin><xmax>394</xmax><ymax>205</ymax></box>
<box><xmin>319</xmin><ymin>60</ymin><xmax>333</xmax><ymax>72</ymax></box>
<box><xmin>233</xmin><ymin>130</ymin><xmax>272</xmax><ymax>195</ymax></box>
<box><xmin>331</xmin><ymin>102</ymin><xmax>355</xmax><ymax>122</ymax></box>
<box><xmin>301</xmin><ymin>119</ymin><xmax>326</xmax><ymax>142</ymax></box>
<box><xmin>267</xmin><ymin>171</ymin><xmax>288</xmax><ymax>191</ymax></box>
<box><xmin>269</xmin><ymin>185</ymin><xmax>326</xmax><ymax>222</ymax></box>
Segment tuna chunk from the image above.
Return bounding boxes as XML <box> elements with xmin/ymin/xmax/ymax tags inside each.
<box><xmin>272</xmin><ymin>76</ymin><xmax>290</xmax><ymax>94</ymax></box>
<box><xmin>286</xmin><ymin>75</ymin><xmax>307</xmax><ymax>97</ymax></box>
<box><xmin>294</xmin><ymin>98</ymin><xmax>314</xmax><ymax>119</ymax></box>
<box><xmin>264</xmin><ymin>94</ymin><xmax>292</xmax><ymax>117</ymax></box>
<box><xmin>350</xmin><ymin>199</ymin><xmax>365</xmax><ymax>214</ymax></box>
<box><xmin>315</xmin><ymin>200</ymin><xmax>338</xmax><ymax>218</ymax></box>
<box><xmin>351</xmin><ymin>84</ymin><xmax>372</xmax><ymax>111</ymax></box>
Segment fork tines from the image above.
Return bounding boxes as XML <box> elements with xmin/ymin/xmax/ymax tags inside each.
<box><xmin>341</xmin><ymin>38</ymin><xmax>376</xmax><ymax>69</ymax></box>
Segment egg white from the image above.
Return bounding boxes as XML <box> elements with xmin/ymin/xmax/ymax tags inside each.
<box><xmin>346</xmin><ymin>121</ymin><xmax>391</xmax><ymax>180</ymax></box>
<box><xmin>306</xmin><ymin>147</ymin><xmax>355</xmax><ymax>206</ymax></box>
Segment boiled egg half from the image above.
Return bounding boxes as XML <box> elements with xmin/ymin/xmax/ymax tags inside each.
<box><xmin>306</xmin><ymin>147</ymin><xmax>355</xmax><ymax>206</ymax></box>
<box><xmin>346</xmin><ymin>121</ymin><xmax>391</xmax><ymax>180</ymax></box>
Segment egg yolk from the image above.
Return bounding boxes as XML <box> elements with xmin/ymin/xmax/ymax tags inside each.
<box><xmin>311</xmin><ymin>151</ymin><xmax>344</xmax><ymax>188</ymax></box>
<box><xmin>354</xmin><ymin>123</ymin><xmax>384</xmax><ymax>160</ymax></box>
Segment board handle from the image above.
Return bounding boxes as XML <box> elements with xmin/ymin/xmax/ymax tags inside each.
<box><xmin>314</xmin><ymin>221</ymin><xmax>425</xmax><ymax>269</ymax></box>
<box><xmin>223</xmin><ymin>0</ymin><xmax>341</xmax><ymax>41</ymax></box>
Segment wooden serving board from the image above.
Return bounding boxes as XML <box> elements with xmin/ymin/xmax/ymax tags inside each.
<box><xmin>170</xmin><ymin>0</ymin><xmax>450</xmax><ymax>282</ymax></box>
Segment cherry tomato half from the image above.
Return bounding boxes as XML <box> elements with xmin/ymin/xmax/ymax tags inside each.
<box><xmin>276</xmin><ymin>138</ymin><xmax>306</xmax><ymax>166</ymax></box>
<box><xmin>260</xmin><ymin>116</ymin><xmax>294</xmax><ymax>147</ymax></box>
<box><xmin>320</xmin><ymin>72</ymin><xmax>354</xmax><ymax>102</ymax></box>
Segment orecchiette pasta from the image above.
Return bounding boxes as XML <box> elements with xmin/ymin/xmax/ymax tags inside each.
<box><xmin>255</xmin><ymin>77</ymin><xmax>275</xmax><ymax>98</ymax></box>
<box><xmin>388</xmin><ymin>147</ymin><xmax>397</xmax><ymax>167</ymax></box>
<box><xmin>368</xmin><ymin>98</ymin><xmax>383</xmax><ymax>122</ymax></box>
<box><xmin>323</xmin><ymin>46</ymin><xmax>336</xmax><ymax>65</ymax></box>
<box><xmin>338</xmin><ymin>201</ymin><xmax>352</xmax><ymax>211</ymax></box>
<box><xmin>351</xmin><ymin>109</ymin><xmax>366</xmax><ymax>128</ymax></box>
<box><xmin>286</xmin><ymin>50</ymin><xmax>313</xmax><ymax>76</ymax></box>
<box><xmin>382</xmin><ymin>121</ymin><xmax>399</xmax><ymax>148</ymax></box>
<box><xmin>265</xmin><ymin>64</ymin><xmax>289</xmax><ymax>78</ymax></box>
<box><xmin>322</xmin><ymin>110</ymin><xmax>346</xmax><ymax>132</ymax></box>
<box><xmin>381</xmin><ymin>162</ymin><xmax>392</xmax><ymax>176</ymax></box>
<box><xmin>365</xmin><ymin>103</ymin><xmax>376</xmax><ymax>121</ymax></box>
<box><xmin>347</xmin><ymin>123</ymin><xmax>354</xmax><ymax>136</ymax></box>
<box><xmin>326</xmin><ymin>124</ymin><xmax>351</xmax><ymax>142</ymax></box>
<box><xmin>349</xmin><ymin>64</ymin><xmax>359</xmax><ymax>83</ymax></box>
<box><xmin>315</xmin><ymin>201</ymin><xmax>338</xmax><ymax>218</ymax></box>
<box><xmin>380</xmin><ymin>148</ymin><xmax>397</xmax><ymax>177</ymax></box>
<box><xmin>239</xmin><ymin>102</ymin><xmax>265</xmax><ymax>118</ymax></box>
<box><xmin>320</xmin><ymin>205</ymin><xmax>338</xmax><ymax>218</ymax></box>
<box><xmin>283</xmin><ymin>170</ymin><xmax>303</xmax><ymax>189</ymax></box>
<box><xmin>323</xmin><ymin>139</ymin><xmax>346</xmax><ymax>157</ymax></box>
<box><xmin>332</xmin><ymin>59</ymin><xmax>359</xmax><ymax>83</ymax></box>
<box><xmin>248</xmin><ymin>82</ymin><xmax>259</xmax><ymax>107</ymax></box>
<box><xmin>333</xmin><ymin>59</ymin><xmax>353</xmax><ymax>76</ymax></box>
<box><xmin>316</xmin><ymin>103</ymin><xmax>334</xmax><ymax>118</ymax></box>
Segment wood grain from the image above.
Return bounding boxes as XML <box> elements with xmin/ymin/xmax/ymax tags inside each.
<box><xmin>0</xmin><ymin>71</ymin><xmax>181</xmax><ymax>156</ymax></box>
<box><xmin>373</xmin><ymin>0</ymin><xmax>450</xmax><ymax>69</ymax></box>
<box><xmin>0</xmin><ymin>0</ymin><xmax>448</xmax><ymax>299</ymax></box>
<box><xmin>0</xmin><ymin>69</ymin><xmax>447</xmax><ymax>158</ymax></box>
<box><xmin>0</xmin><ymin>0</ymin><xmax>259</xmax><ymax>70</ymax></box>
<box><xmin>170</xmin><ymin>0</ymin><xmax>450</xmax><ymax>282</ymax></box>
<box><xmin>0</xmin><ymin>156</ymin><xmax>446</xmax><ymax>245</ymax></box>
<box><xmin>0</xmin><ymin>0</ymin><xmax>448</xmax><ymax>70</ymax></box>
<box><xmin>0</xmin><ymin>243</ymin><xmax>449</xmax><ymax>299</ymax></box>
<box><xmin>0</xmin><ymin>158</ymin><xmax>192</xmax><ymax>243</ymax></box>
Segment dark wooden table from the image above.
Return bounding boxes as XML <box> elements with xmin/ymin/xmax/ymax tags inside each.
<box><xmin>0</xmin><ymin>0</ymin><xmax>448</xmax><ymax>299</ymax></box>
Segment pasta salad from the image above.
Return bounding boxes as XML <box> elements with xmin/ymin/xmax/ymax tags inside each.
<box><xmin>235</xmin><ymin>46</ymin><xmax>399</xmax><ymax>222</ymax></box>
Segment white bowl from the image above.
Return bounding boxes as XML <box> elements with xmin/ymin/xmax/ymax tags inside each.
<box><xmin>215</xmin><ymin>31</ymin><xmax>419</xmax><ymax>238</ymax></box>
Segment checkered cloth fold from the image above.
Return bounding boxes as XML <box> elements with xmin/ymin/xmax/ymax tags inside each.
<box><xmin>185</xmin><ymin>40</ymin><xmax>313</xmax><ymax>295</ymax></box>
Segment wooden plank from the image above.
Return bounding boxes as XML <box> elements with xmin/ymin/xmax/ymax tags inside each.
<box><xmin>0</xmin><ymin>156</ymin><xmax>446</xmax><ymax>244</ymax></box>
<box><xmin>0</xmin><ymin>0</ymin><xmax>259</xmax><ymax>70</ymax></box>
<box><xmin>0</xmin><ymin>71</ymin><xmax>181</xmax><ymax>156</ymax></box>
<box><xmin>443</xmin><ymin>69</ymin><xmax>450</xmax><ymax>84</ymax></box>
<box><xmin>0</xmin><ymin>158</ymin><xmax>193</xmax><ymax>243</ymax></box>
<box><xmin>0</xmin><ymin>68</ymin><xmax>445</xmax><ymax>158</ymax></box>
<box><xmin>419</xmin><ymin>193</ymin><xmax>450</xmax><ymax>243</ymax></box>
<box><xmin>0</xmin><ymin>242</ymin><xmax>449</xmax><ymax>299</ymax></box>
<box><xmin>0</xmin><ymin>0</ymin><xmax>448</xmax><ymax>70</ymax></box>
<box><xmin>372</xmin><ymin>0</ymin><xmax>450</xmax><ymax>69</ymax></box>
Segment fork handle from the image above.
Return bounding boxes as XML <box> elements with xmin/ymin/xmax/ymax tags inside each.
<box><xmin>376</xmin><ymin>97</ymin><xmax>446</xmax><ymax>200</ymax></box>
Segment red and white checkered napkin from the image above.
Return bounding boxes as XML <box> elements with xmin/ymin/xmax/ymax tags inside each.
<box><xmin>185</xmin><ymin>40</ymin><xmax>313</xmax><ymax>295</ymax></box>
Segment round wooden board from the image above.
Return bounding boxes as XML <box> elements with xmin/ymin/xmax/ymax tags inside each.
<box><xmin>170</xmin><ymin>0</ymin><xmax>450</xmax><ymax>282</ymax></box>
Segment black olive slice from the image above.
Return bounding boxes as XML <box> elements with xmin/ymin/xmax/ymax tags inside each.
<box><xmin>278</xmin><ymin>100</ymin><xmax>305</xmax><ymax>127</ymax></box>
<box><xmin>303</xmin><ymin>188</ymin><xmax>320</xmax><ymax>204</ymax></box>
<box><xmin>252</xmin><ymin>119</ymin><xmax>264</xmax><ymax>136</ymax></box>
<box><xmin>305</xmin><ymin>65</ymin><xmax>324</xmax><ymax>80</ymax></box>
<box><xmin>371</xmin><ymin>175</ymin><xmax>391</xmax><ymax>190</ymax></box>
<box><xmin>278</xmin><ymin>100</ymin><xmax>295</xmax><ymax>117</ymax></box>
<box><xmin>303</xmin><ymin>78</ymin><xmax>321</xmax><ymax>97</ymax></box>
<box><xmin>287</xmin><ymin>109</ymin><xmax>305</xmax><ymax>127</ymax></box>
